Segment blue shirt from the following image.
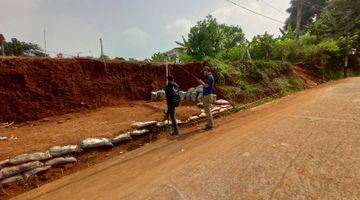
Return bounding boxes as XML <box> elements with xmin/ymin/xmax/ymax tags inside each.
<box><xmin>203</xmin><ymin>73</ymin><xmax>214</xmax><ymax>95</ymax></box>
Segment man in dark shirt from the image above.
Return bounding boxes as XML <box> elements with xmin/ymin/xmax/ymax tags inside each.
<box><xmin>165</xmin><ymin>75</ymin><xmax>180</xmax><ymax>136</ymax></box>
<box><xmin>197</xmin><ymin>66</ymin><xmax>215</xmax><ymax>130</ymax></box>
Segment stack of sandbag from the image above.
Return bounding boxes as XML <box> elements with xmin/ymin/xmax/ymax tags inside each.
<box><xmin>150</xmin><ymin>90</ymin><xmax>166</xmax><ymax>101</ymax></box>
<box><xmin>131</xmin><ymin>121</ymin><xmax>157</xmax><ymax>129</ymax></box>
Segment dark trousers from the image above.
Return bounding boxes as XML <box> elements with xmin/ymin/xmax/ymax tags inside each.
<box><xmin>167</xmin><ymin>106</ymin><xmax>179</xmax><ymax>135</ymax></box>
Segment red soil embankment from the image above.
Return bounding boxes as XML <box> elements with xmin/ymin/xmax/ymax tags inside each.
<box><xmin>0</xmin><ymin>57</ymin><xmax>205</xmax><ymax>123</ymax></box>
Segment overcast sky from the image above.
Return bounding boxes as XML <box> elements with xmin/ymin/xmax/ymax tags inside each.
<box><xmin>0</xmin><ymin>0</ymin><xmax>291</xmax><ymax>59</ymax></box>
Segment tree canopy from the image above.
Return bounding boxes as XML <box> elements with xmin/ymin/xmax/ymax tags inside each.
<box><xmin>4</xmin><ymin>38</ymin><xmax>46</xmax><ymax>57</ymax></box>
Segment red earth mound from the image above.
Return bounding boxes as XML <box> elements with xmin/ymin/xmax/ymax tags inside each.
<box><xmin>0</xmin><ymin>57</ymin><xmax>206</xmax><ymax>123</ymax></box>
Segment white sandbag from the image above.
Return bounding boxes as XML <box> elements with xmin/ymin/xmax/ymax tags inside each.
<box><xmin>190</xmin><ymin>91</ymin><xmax>197</xmax><ymax>102</ymax></box>
<box><xmin>198</xmin><ymin>112</ymin><xmax>207</xmax><ymax>118</ymax></box>
<box><xmin>45</xmin><ymin>157</ymin><xmax>77</xmax><ymax>166</ymax></box>
<box><xmin>130</xmin><ymin>129</ymin><xmax>149</xmax><ymax>136</ymax></box>
<box><xmin>197</xmin><ymin>93</ymin><xmax>203</xmax><ymax>102</ymax></box>
<box><xmin>211</xmin><ymin>107</ymin><xmax>221</xmax><ymax>112</ymax></box>
<box><xmin>112</xmin><ymin>133</ymin><xmax>132</xmax><ymax>144</ymax></box>
<box><xmin>49</xmin><ymin>145</ymin><xmax>81</xmax><ymax>157</ymax></box>
<box><xmin>0</xmin><ymin>136</ymin><xmax>7</xmax><ymax>141</ymax></box>
<box><xmin>212</xmin><ymin>111</ymin><xmax>219</xmax><ymax>115</ymax></box>
<box><xmin>0</xmin><ymin>159</ymin><xmax>9</xmax><ymax>169</ymax></box>
<box><xmin>215</xmin><ymin>99</ymin><xmax>231</xmax><ymax>105</ymax></box>
<box><xmin>131</xmin><ymin>121</ymin><xmax>157</xmax><ymax>129</ymax></box>
<box><xmin>157</xmin><ymin>90</ymin><xmax>166</xmax><ymax>100</ymax></box>
<box><xmin>23</xmin><ymin>166</ymin><xmax>51</xmax><ymax>181</ymax></box>
<box><xmin>189</xmin><ymin>116</ymin><xmax>199</xmax><ymax>121</ymax></box>
<box><xmin>9</xmin><ymin>151</ymin><xmax>52</xmax><ymax>165</ymax></box>
<box><xmin>179</xmin><ymin>91</ymin><xmax>186</xmax><ymax>101</ymax></box>
<box><xmin>0</xmin><ymin>175</ymin><xmax>24</xmax><ymax>186</ymax></box>
<box><xmin>150</xmin><ymin>92</ymin><xmax>158</xmax><ymax>101</ymax></box>
<box><xmin>156</xmin><ymin>121</ymin><xmax>168</xmax><ymax>128</ymax></box>
<box><xmin>80</xmin><ymin>138</ymin><xmax>113</xmax><ymax>149</ymax></box>
<box><xmin>0</xmin><ymin>161</ymin><xmax>43</xmax><ymax>180</ymax></box>
<box><xmin>195</xmin><ymin>85</ymin><xmax>204</xmax><ymax>93</ymax></box>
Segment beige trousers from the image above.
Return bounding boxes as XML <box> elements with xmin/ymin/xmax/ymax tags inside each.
<box><xmin>203</xmin><ymin>94</ymin><xmax>214</xmax><ymax>127</ymax></box>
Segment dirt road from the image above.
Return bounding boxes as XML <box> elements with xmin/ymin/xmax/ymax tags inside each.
<box><xmin>14</xmin><ymin>78</ymin><xmax>360</xmax><ymax>200</ymax></box>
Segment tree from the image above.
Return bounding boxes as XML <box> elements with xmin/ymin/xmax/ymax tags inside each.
<box><xmin>178</xmin><ymin>15</ymin><xmax>246</xmax><ymax>60</ymax></box>
<box><xmin>312</xmin><ymin>0</ymin><xmax>360</xmax><ymax>77</ymax></box>
<box><xmin>249</xmin><ymin>32</ymin><xmax>276</xmax><ymax>60</ymax></box>
<box><xmin>150</xmin><ymin>52</ymin><xmax>167</xmax><ymax>62</ymax></box>
<box><xmin>4</xmin><ymin>38</ymin><xmax>46</xmax><ymax>57</ymax></box>
<box><xmin>285</xmin><ymin>0</ymin><xmax>328</xmax><ymax>31</ymax></box>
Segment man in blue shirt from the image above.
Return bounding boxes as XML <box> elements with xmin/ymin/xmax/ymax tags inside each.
<box><xmin>197</xmin><ymin>66</ymin><xmax>215</xmax><ymax>130</ymax></box>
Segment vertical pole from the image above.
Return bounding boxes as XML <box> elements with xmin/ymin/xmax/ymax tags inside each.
<box><xmin>166</xmin><ymin>61</ymin><xmax>169</xmax><ymax>85</ymax></box>
<box><xmin>295</xmin><ymin>0</ymin><xmax>303</xmax><ymax>45</ymax></box>
<box><xmin>344</xmin><ymin>37</ymin><xmax>349</xmax><ymax>78</ymax></box>
<box><xmin>100</xmin><ymin>38</ymin><xmax>104</xmax><ymax>57</ymax></box>
<box><xmin>43</xmin><ymin>29</ymin><xmax>47</xmax><ymax>57</ymax></box>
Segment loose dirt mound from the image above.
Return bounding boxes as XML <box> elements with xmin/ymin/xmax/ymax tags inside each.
<box><xmin>292</xmin><ymin>66</ymin><xmax>325</xmax><ymax>88</ymax></box>
<box><xmin>0</xmin><ymin>58</ymin><xmax>205</xmax><ymax>123</ymax></box>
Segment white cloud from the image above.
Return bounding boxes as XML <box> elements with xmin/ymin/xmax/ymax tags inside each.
<box><xmin>212</xmin><ymin>7</ymin><xmax>233</xmax><ymax>23</ymax></box>
<box><xmin>211</xmin><ymin>2</ymin><xmax>287</xmax><ymax>39</ymax></box>
<box><xmin>122</xmin><ymin>27</ymin><xmax>149</xmax><ymax>44</ymax></box>
<box><xmin>165</xmin><ymin>19</ymin><xmax>192</xmax><ymax>36</ymax></box>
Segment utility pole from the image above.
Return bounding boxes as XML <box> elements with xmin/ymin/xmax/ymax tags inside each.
<box><xmin>344</xmin><ymin>36</ymin><xmax>349</xmax><ymax>78</ymax></box>
<box><xmin>295</xmin><ymin>0</ymin><xmax>303</xmax><ymax>45</ymax></box>
<box><xmin>43</xmin><ymin>29</ymin><xmax>47</xmax><ymax>57</ymax></box>
<box><xmin>99</xmin><ymin>38</ymin><xmax>104</xmax><ymax>57</ymax></box>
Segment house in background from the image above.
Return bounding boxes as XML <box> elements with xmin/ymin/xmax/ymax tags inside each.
<box><xmin>162</xmin><ymin>47</ymin><xmax>182</xmax><ymax>62</ymax></box>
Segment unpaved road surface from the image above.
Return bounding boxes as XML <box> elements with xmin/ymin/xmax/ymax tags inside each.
<box><xmin>0</xmin><ymin>101</ymin><xmax>199</xmax><ymax>160</ymax></box>
<box><xmin>14</xmin><ymin>78</ymin><xmax>360</xmax><ymax>200</ymax></box>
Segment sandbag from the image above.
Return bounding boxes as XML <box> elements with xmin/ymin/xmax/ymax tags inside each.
<box><xmin>23</xmin><ymin>166</ymin><xmax>51</xmax><ymax>181</ymax></box>
<box><xmin>0</xmin><ymin>175</ymin><xmax>24</xmax><ymax>187</ymax></box>
<box><xmin>198</xmin><ymin>112</ymin><xmax>207</xmax><ymax>118</ymax></box>
<box><xmin>112</xmin><ymin>133</ymin><xmax>132</xmax><ymax>144</ymax></box>
<box><xmin>45</xmin><ymin>157</ymin><xmax>77</xmax><ymax>166</ymax></box>
<box><xmin>49</xmin><ymin>145</ymin><xmax>81</xmax><ymax>157</ymax></box>
<box><xmin>190</xmin><ymin>91</ymin><xmax>197</xmax><ymax>102</ymax></box>
<box><xmin>0</xmin><ymin>159</ymin><xmax>9</xmax><ymax>169</ymax></box>
<box><xmin>179</xmin><ymin>91</ymin><xmax>186</xmax><ymax>101</ymax></box>
<box><xmin>130</xmin><ymin>129</ymin><xmax>149</xmax><ymax>136</ymax></box>
<box><xmin>157</xmin><ymin>90</ymin><xmax>166</xmax><ymax>100</ymax></box>
<box><xmin>0</xmin><ymin>161</ymin><xmax>43</xmax><ymax>180</ymax></box>
<box><xmin>211</xmin><ymin>107</ymin><xmax>221</xmax><ymax>112</ymax></box>
<box><xmin>131</xmin><ymin>121</ymin><xmax>157</xmax><ymax>129</ymax></box>
<box><xmin>189</xmin><ymin>116</ymin><xmax>199</xmax><ymax>121</ymax></box>
<box><xmin>80</xmin><ymin>138</ymin><xmax>113</xmax><ymax>149</ymax></box>
<box><xmin>195</xmin><ymin>85</ymin><xmax>204</xmax><ymax>93</ymax></box>
<box><xmin>9</xmin><ymin>151</ymin><xmax>52</xmax><ymax>165</ymax></box>
<box><xmin>150</xmin><ymin>92</ymin><xmax>157</xmax><ymax>101</ymax></box>
<box><xmin>215</xmin><ymin>99</ymin><xmax>231</xmax><ymax>105</ymax></box>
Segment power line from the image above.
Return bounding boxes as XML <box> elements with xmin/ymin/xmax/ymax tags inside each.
<box><xmin>225</xmin><ymin>0</ymin><xmax>284</xmax><ymax>24</ymax></box>
<box><xmin>257</xmin><ymin>0</ymin><xmax>288</xmax><ymax>16</ymax></box>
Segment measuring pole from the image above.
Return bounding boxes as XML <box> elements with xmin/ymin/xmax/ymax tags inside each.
<box><xmin>165</xmin><ymin>58</ymin><xmax>169</xmax><ymax>85</ymax></box>
<box><xmin>100</xmin><ymin>38</ymin><xmax>104</xmax><ymax>57</ymax></box>
<box><xmin>43</xmin><ymin>29</ymin><xmax>47</xmax><ymax>57</ymax></box>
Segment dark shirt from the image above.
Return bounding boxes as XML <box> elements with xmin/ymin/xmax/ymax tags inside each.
<box><xmin>165</xmin><ymin>81</ymin><xmax>180</xmax><ymax>107</ymax></box>
<box><xmin>203</xmin><ymin>73</ymin><xmax>214</xmax><ymax>95</ymax></box>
